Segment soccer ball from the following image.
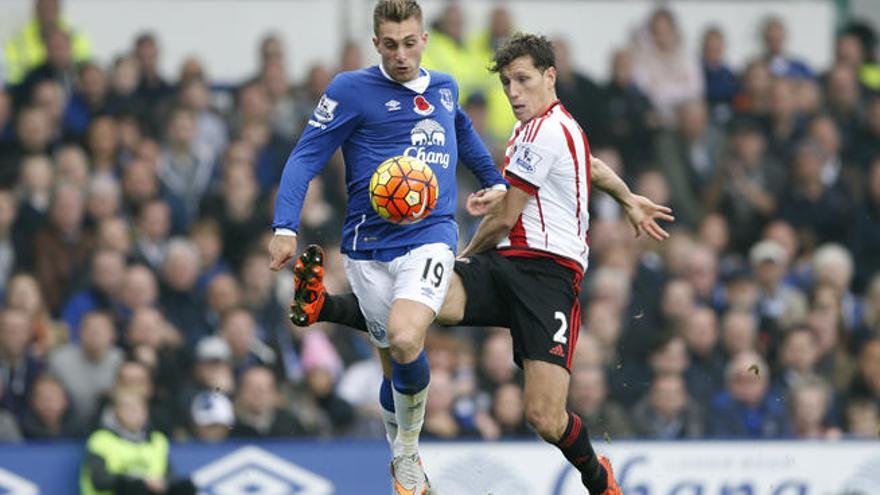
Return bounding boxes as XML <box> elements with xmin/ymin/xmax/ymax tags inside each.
<box><xmin>369</xmin><ymin>155</ymin><xmax>438</xmax><ymax>225</ymax></box>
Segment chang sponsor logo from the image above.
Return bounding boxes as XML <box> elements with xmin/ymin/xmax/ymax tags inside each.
<box><xmin>405</xmin><ymin>119</ymin><xmax>450</xmax><ymax>168</ymax></box>
<box><xmin>552</xmin><ymin>455</ymin><xmax>814</xmax><ymax>495</ymax></box>
<box><xmin>410</xmin><ymin>119</ymin><xmax>445</xmax><ymax>146</ymax></box>
<box><xmin>843</xmin><ymin>456</ymin><xmax>880</xmax><ymax>494</ymax></box>
<box><xmin>192</xmin><ymin>446</ymin><xmax>333</xmax><ymax>495</ymax></box>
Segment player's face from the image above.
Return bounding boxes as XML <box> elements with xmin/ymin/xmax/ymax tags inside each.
<box><xmin>499</xmin><ymin>56</ymin><xmax>557</xmax><ymax>123</ymax></box>
<box><xmin>373</xmin><ymin>17</ymin><xmax>428</xmax><ymax>82</ymax></box>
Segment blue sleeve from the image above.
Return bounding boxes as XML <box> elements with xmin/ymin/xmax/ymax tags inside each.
<box><xmin>455</xmin><ymin>104</ymin><xmax>506</xmax><ymax>189</ymax></box>
<box><xmin>272</xmin><ymin>74</ymin><xmax>361</xmax><ymax>232</ymax></box>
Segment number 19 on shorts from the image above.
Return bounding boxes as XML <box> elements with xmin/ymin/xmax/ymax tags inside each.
<box><xmin>421</xmin><ymin>258</ymin><xmax>445</xmax><ymax>288</ymax></box>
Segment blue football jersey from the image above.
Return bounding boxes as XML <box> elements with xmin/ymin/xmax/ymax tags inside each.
<box><xmin>273</xmin><ymin>65</ymin><xmax>506</xmax><ymax>259</ymax></box>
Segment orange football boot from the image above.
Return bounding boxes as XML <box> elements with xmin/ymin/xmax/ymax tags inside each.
<box><xmin>596</xmin><ymin>455</ymin><xmax>622</xmax><ymax>495</ymax></box>
<box><xmin>289</xmin><ymin>245</ymin><xmax>326</xmax><ymax>327</ymax></box>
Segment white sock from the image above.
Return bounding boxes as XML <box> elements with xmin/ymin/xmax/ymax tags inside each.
<box><xmin>381</xmin><ymin>406</ymin><xmax>398</xmax><ymax>449</ymax></box>
<box><xmin>392</xmin><ymin>385</ymin><xmax>429</xmax><ymax>457</ymax></box>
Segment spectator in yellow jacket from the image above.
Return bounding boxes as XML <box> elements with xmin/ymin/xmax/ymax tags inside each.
<box><xmin>421</xmin><ymin>4</ymin><xmax>483</xmax><ymax>98</ymax></box>
<box><xmin>465</xmin><ymin>5</ymin><xmax>517</xmax><ymax>146</ymax></box>
<box><xmin>4</xmin><ymin>0</ymin><xmax>91</xmax><ymax>85</ymax></box>
<box><xmin>422</xmin><ymin>4</ymin><xmax>518</xmax><ymax>147</ymax></box>
<box><xmin>80</xmin><ymin>389</ymin><xmax>195</xmax><ymax>495</ymax></box>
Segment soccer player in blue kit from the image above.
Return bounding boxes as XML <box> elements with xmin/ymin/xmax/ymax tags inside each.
<box><xmin>290</xmin><ymin>33</ymin><xmax>677</xmax><ymax>494</ymax></box>
<box><xmin>268</xmin><ymin>1</ymin><xmax>506</xmax><ymax>493</ymax></box>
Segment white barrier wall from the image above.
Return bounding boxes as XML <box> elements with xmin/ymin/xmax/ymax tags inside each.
<box><xmin>852</xmin><ymin>0</ymin><xmax>880</xmax><ymax>34</ymax></box>
<box><xmin>421</xmin><ymin>441</ymin><xmax>880</xmax><ymax>495</ymax></box>
<box><xmin>1</xmin><ymin>0</ymin><xmax>834</xmax><ymax>84</ymax></box>
<box><xmin>412</xmin><ymin>0</ymin><xmax>835</xmax><ymax>79</ymax></box>
<box><xmin>0</xmin><ymin>0</ymin><xmax>343</xmax><ymax>84</ymax></box>
<box><xmin>0</xmin><ymin>439</ymin><xmax>877</xmax><ymax>493</ymax></box>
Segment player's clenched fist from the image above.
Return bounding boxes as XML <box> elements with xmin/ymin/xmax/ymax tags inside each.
<box><xmin>466</xmin><ymin>187</ymin><xmax>506</xmax><ymax>216</ymax></box>
<box><xmin>268</xmin><ymin>234</ymin><xmax>298</xmax><ymax>271</ymax></box>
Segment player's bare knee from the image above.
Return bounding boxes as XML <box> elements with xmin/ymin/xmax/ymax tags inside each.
<box><xmin>387</xmin><ymin>329</ymin><xmax>422</xmax><ymax>362</ymax></box>
<box><xmin>386</xmin><ymin>316</ymin><xmax>424</xmax><ymax>362</ymax></box>
<box><xmin>386</xmin><ymin>303</ymin><xmax>431</xmax><ymax>361</ymax></box>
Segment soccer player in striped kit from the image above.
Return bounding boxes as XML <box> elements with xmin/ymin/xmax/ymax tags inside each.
<box><xmin>292</xmin><ymin>34</ymin><xmax>674</xmax><ymax>494</ymax></box>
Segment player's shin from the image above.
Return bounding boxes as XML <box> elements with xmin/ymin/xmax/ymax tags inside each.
<box><xmin>554</xmin><ymin>412</ymin><xmax>608</xmax><ymax>494</ymax></box>
<box><xmin>390</xmin><ymin>350</ymin><xmax>430</xmax><ymax>457</ymax></box>
<box><xmin>380</xmin><ymin>376</ymin><xmax>399</xmax><ymax>448</ymax></box>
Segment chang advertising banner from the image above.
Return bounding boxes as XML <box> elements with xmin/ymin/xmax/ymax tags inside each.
<box><xmin>0</xmin><ymin>440</ymin><xmax>876</xmax><ymax>494</ymax></box>
<box><xmin>419</xmin><ymin>441</ymin><xmax>880</xmax><ymax>495</ymax></box>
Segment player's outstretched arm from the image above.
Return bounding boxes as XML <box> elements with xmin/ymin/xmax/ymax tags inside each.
<box><xmin>269</xmin><ymin>233</ymin><xmax>298</xmax><ymax>271</ymax></box>
<box><xmin>459</xmin><ymin>187</ymin><xmax>531</xmax><ymax>258</ymax></box>
<box><xmin>590</xmin><ymin>154</ymin><xmax>675</xmax><ymax>241</ymax></box>
<box><xmin>465</xmin><ymin>187</ymin><xmax>506</xmax><ymax>216</ymax></box>
<box><xmin>270</xmin><ymin>74</ymin><xmax>360</xmax><ymax>271</ymax></box>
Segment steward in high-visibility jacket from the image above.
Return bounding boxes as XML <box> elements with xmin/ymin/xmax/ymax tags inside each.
<box><xmin>80</xmin><ymin>390</ymin><xmax>195</xmax><ymax>495</ymax></box>
<box><xmin>420</xmin><ymin>12</ymin><xmax>516</xmax><ymax>148</ymax></box>
<box><xmin>3</xmin><ymin>17</ymin><xmax>90</xmax><ymax>85</ymax></box>
<box><xmin>465</xmin><ymin>28</ymin><xmax>518</xmax><ymax>147</ymax></box>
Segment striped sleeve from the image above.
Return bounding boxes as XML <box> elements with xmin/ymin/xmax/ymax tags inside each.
<box><xmin>505</xmin><ymin>141</ymin><xmax>559</xmax><ymax>194</ymax></box>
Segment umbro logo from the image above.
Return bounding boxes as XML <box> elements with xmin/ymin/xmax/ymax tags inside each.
<box><xmin>192</xmin><ymin>446</ymin><xmax>333</xmax><ymax>495</ymax></box>
<box><xmin>549</xmin><ymin>344</ymin><xmax>565</xmax><ymax>357</ymax></box>
<box><xmin>386</xmin><ymin>99</ymin><xmax>401</xmax><ymax>112</ymax></box>
<box><xmin>0</xmin><ymin>467</ymin><xmax>37</xmax><ymax>495</ymax></box>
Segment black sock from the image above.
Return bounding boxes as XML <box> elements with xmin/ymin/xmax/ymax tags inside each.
<box><xmin>319</xmin><ymin>293</ymin><xmax>369</xmax><ymax>332</ymax></box>
<box><xmin>554</xmin><ymin>412</ymin><xmax>607</xmax><ymax>494</ymax></box>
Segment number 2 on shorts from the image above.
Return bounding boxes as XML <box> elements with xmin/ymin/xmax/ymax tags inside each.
<box><xmin>421</xmin><ymin>258</ymin><xmax>445</xmax><ymax>288</ymax></box>
<box><xmin>553</xmin><ymin>311</ymin><xmax>568</xmax><ymax>344</ymax></box>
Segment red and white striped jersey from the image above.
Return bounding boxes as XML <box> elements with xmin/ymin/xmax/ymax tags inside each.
<box><xmin>498</xmin><ymin>100</ymin><xmax>591</xmax><ymax>275</ymax></box>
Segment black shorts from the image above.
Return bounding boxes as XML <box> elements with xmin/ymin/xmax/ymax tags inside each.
<box><xmin>453</xmin><ymin>250</ymin><xmax>583</xmax><ymax>371</ymax></box>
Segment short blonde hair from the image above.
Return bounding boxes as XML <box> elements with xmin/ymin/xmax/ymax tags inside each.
<box><xmin>373</xmin><ymin>0</ymin><xmax>422</xmax><ymax>35</ymax></box>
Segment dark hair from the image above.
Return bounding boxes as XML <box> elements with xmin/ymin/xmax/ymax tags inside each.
<box><xmin>762</xmin><ymin>15</ymin><xmax>785</xmax><ymax>35</ymax></box>
<box><xmin>841</xmin><ymin>21</ymin><xmax>878</xmax><ymax>63</ymax></box>
<box><xmin>373</xmin><ymin>0</ymin><xmax>423</xmax><ymax>35</ymax></box>
<box><xmin>167</xmin><ymin>105</ymin><xmax>195</xmax><ymax>122</ymax></box>
<box><xmin>651</xmin><ymin>8</ymin><xmax>679</xmax><ymax>31</ymax></box>
<box><xmin>490</xmin><ymin>33</ymin><xmax>555</xmax><ymax>73</ymax></box>
<box><xmin>30</xmin><ymin>373</ymin><xmax>67</xmax><ymax>402</ymax></box>
<box><xmin>134</xmin><ymin>32</ymin><xmax>156</xmax><ymax>48</ymax></box>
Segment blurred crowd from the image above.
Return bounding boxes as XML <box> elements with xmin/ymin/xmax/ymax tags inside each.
<box><xmin>0</xmin><ymin>0</ymin><xmax>878</xmax><ymax>450</ymax></box>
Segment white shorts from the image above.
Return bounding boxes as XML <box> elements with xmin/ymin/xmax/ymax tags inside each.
<box><xmin>343</xmin><ymin>243</ymin><xmax>454</xmax><ymax>348</ymax></box>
